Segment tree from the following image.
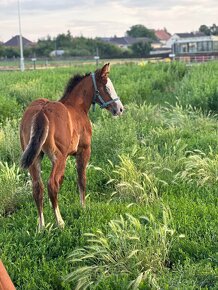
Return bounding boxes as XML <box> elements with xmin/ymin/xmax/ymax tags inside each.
<box><xmin>0</xmin><ymin>44</ymin><xmax>5</xmax><ymax>57</ymax></box>
<box><xmin>56</xmin><ymin>31</ymin><xmax>72</xmax><ymax>49</ymax></box>
<box><xmin>199</xmin><ymin>24</ymin><xmax>218</xmax><ymax>36</ymax></box>
<box><xmin>126</xmin><ymin>24</ymin><xmax>157</xmax><ymax>40</ymax></box>
<box><xmin>210</xmin><ymin>23</ymin><xmax>218</xmax><ymax>35</ymax></box>
<box><xmin>3</xmin><ymin>47</ymin><xmax>19</xmax><ymax>58</ymax></box>
<box><xmin>199</xmin><ymin>25</ymin><xmax>211</xmax><ymax>35</ymax></box>
<box><xmin>130</xmin><ymin>41</ymin><xmax>151</xmax><ymax>57</ymax></box>
<box><xmin>35</xmin><ymin>35</ymin><xmax>55</xmax><ymax>56</ymax></box>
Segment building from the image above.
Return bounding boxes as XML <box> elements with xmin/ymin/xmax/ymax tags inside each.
<box><xmin>165</xmin><ymin>32</ymin><xmax>218</xmax><ymax>61</ymax></box>
<box><xmin>4</xmin><ymin>35</ymin><xmax>33</xmax><ymax>47</ymax></box>
<box><xmin>100</xmin><ymin>36</ymin><xmax>151</xmax><ymax>49</ymax></box>
<box><xmin>150</xmin><ymin>47</ymin><xmax>172</xmax><ymax>57</ymax></box>
<box><xmin>154</xmin><ymin>29</ymin><xmax>171</xmax><ymax>45</ymax></box>
<box><xmin>173</xmin><ymin>34</ymin><xmax>218</xmax><ymax>55</ymax></box>
<box><xmin>166</xmin><ymin>32</ymin><xmax>205</xmax><ymax>48</ymax></box>
<box><xmin>50</xmin><ymin>50</ymin><xmax>65</xmax><ymax>57</ymax></box>
<box><xmin>151</xmin><ymin>41</ymin><xmax>162</xmax><ymax>49</ymax></box>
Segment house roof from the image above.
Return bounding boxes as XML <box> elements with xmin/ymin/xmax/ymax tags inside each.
<box><xmin>176</xmin><ymin>32</ymin><xmax>206</xmax><ymax>38</ymax></box>
<box><xmin>4</xmin><ymin>35</ymin><xmax>33</xmax><ymax>47</ymax></box>
<box><xmin>155</xmin><ymin>30</ymin><xmax>171</xmax><ymax>41</ymax></box>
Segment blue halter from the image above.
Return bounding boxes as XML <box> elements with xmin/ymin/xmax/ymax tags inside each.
<box><xmin>91</xmin><ymin>72</ymin><xmax>119</xmax><ymax>112</ymax></box>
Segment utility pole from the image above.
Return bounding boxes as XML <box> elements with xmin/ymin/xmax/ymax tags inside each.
<box><xmin>94</xmin><ymin>47</ymin><xmax>99</xmax><ymax>67</ymax></box>
<box><xmin>17</xmin><ymin>0</ymin><xmax>25</xmax><ymax>71</ymax></box>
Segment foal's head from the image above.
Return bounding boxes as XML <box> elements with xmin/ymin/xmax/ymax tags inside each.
<box><xmin>93</xmin><ymin>63</ymin><xmax>124</xmax><ymax>116</ymax></box>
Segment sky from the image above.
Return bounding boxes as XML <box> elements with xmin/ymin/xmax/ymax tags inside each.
<box><xmin>0</xmin><ymin>0</ymin><xmax>217</xmax><ymax>42</ymax></box>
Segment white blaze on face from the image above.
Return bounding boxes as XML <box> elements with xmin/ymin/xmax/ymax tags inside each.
<box><xmin>106</xmin><ymin>78</ymin><xmax>119</xmax><ymax>100</ymax></box>
<box><xmin>106</xmin><ymin>78</ymin><xmax>124</xmax><ymax>115</ymax></box>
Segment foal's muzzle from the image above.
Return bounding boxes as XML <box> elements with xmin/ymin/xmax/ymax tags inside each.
<box><xmin>110</xmin><ymin>100</ymin><xmax>124</xmax><ymax>116</ymax></box>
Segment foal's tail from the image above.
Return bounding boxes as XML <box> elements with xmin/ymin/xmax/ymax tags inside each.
<box><xmin>21</xmin><ymin>111</ymin><xmax>49</xmax><ymax>169</ymax></box>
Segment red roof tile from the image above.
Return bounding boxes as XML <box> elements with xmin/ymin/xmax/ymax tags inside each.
<box><xmin>155</xmin><ymin>30</ymin><xmax>171</xmax><ymax>41</ymax></box>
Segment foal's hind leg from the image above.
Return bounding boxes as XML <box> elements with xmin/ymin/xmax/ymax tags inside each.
<box><xmin>29</xmin><ymin>155</ymin><xmax>45</xmax><ymax>231</ymax></box>
<box><xmin>76</xmin><ymin>147</ymin><xmax>91</xmax><ymax>208</ymax></box>
<box><xmin>47</xmin><ymin>155</ymin><xmax>66</xmax><ymax>228</ymax></box>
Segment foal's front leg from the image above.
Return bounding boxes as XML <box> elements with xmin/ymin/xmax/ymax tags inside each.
<box><xmin>76</xmin><ymin>147</ymin><xmax>91</xmax><ymax>207</ymax></box>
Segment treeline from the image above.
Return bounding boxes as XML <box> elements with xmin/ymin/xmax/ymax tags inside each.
<box><xmin>0</xmin><ymin>26</ymin><xmax>153</xmax><ymax>59</ymax></box>
<box><xmin>34</xmin><ymin>33</ymin><xmax>135</xmax><ymax>58</ymax></box>
<box><xmin>1</xmin><ymin>23</ymin><xmax>217</xmax><ymax>59</ymax></box>
<box><xmin>0</xmin><ymin>35</ymin><xmax>131</xmax><ymax>59</ymax></box>
<box><xmin>0</xmin><ymin>35</ymin><xmax>150</xmax><ymax>59</ymax></box>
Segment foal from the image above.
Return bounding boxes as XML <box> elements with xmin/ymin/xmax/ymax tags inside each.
<box><xmin>20</xmin><ymin>63</ymin><xmax>123</xmax><ymax>230</ymax></box>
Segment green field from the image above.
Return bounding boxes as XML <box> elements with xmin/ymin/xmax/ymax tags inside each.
<box><xmin>0</xmin><ymin>58</ymin><xmax>143</xmax><ymax>71</ymax></box>
<box><xmin>0</xmin><ymin>61</ymin><xmax>217</xmax><ymax>289</ymax></box>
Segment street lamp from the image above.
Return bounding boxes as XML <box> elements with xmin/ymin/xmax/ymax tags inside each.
<box><xmin>17</xmin><ymin>0</ymin><xmax>25</xmax><ymax>71</ymax></box>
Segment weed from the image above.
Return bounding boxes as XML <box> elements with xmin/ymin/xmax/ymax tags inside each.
<box><xmin>66</xmin><ymin>207</ymin><xmax>175</xmax><ymax>289</ymax></box>
<box><xmin>176</xmin><ymin>149</ymin><xmax>218</xmax><ymax>186</ymax></box>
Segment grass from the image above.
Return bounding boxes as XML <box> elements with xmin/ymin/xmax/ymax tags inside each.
<box><xmin>66</xmin><ymin>209</ymin><xmax>175</xmax><ymax>289</ymax></box>
<box><xmin>0</xmin><ymin>162</ymin><xmax>29</xmax><ymax>217</ymax></box>
<box><xmin>0</xmin><ymin>61</ymin><xmax>217</xmax><ymax>289</ymax></box>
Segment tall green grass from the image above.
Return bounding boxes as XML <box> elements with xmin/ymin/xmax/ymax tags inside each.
<box><xmin>0</xmin><ymin>119</ymin><xmax>21</xmax><ymax>164</ymax></box>
<box><xmin>0</xmin><ymin>162</ymin><xmax>29</xmax><ymax>216</ymax></box>
<box><xmin>66</xmin><ymin>208</ymin><xmax>175</xmax><ymax>289</ymax></box>
<box><xmin>174</xmin><ymin>62</ymin><xmax>218</xmax><ymax>112</ymax></box>
<box><xmin>0</xmin><ymin>62</ymin><xmax>217</xmax><ymax>289</ymax></box>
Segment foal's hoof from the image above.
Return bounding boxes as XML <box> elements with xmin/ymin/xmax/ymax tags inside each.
<box><xmin>37</xmin><ymin>225</ymin><xmax>45</xmax><ymax>233</ymax></box>
<box><xmin>37</xmin><ymin>221</ymin><xmax>45</xmax><ymax>233</ymax></box>
<box><xmin>58</xmin><ymin>220</ymin><xmax>65</xmax><ymax>229</ymax></box>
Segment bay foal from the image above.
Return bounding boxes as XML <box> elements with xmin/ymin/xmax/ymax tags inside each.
<box><xmin>20</xmin><ymin>63</ymin><xmax>123</xmax><ymax>230</ymax></box>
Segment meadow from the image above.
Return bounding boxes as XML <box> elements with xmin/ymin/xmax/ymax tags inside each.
<box><xmin>0</xmin><ymin>61</ymin><xmax>217</xmax><ymax>289</ymax></box>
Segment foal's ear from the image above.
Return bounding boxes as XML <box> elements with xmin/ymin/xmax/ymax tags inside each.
<box><xmin>100</xmin><ymin>63</ymin><xmax>110</xmax><ymax>84</ymax></box>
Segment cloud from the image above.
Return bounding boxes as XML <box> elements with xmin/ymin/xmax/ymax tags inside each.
<box><xmin>111</xmin><ymin>0</ymin><xmax>217</xmax><ymax>10</ymax></box>
<box><xmin>0</xmin><ymin>0</ymin><xmax>87</xmax><ymax>13</ymax></box>
<box><xmin>0</xmin><ymin>0</ymin><xmax>217</xmax><ymax>42</ymax></box>
<box><xmin>1</xmin><ymin>0</ymin><xmax>217</xmax><ymax>12</ymax></box>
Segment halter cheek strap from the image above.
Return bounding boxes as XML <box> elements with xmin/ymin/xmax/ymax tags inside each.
<box><xmin>91</xmin><ymin>72</ymin><xmax>119</xmax><ymax>112</ymax></box>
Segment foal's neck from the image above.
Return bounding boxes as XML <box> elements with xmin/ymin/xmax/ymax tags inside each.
<box><xmin>60</xmin><ymin>77</ymin><xmax>93</xmax><ymax>114</ymax></box>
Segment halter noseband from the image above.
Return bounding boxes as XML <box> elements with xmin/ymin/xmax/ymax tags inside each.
<box><xmin>91</xmin><ymin>72</ymin><xmax>119</xmax><ymax>112</ymax></box>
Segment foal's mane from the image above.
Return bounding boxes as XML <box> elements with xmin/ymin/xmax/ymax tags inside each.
<box><xmin>60</xmin><ymin>72</ymin><xmax>90</xmax><ymax>101</ymax></box>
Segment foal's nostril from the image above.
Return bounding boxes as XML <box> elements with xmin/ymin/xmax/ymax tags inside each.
<box><xmin>120</xmin><ymin>108</ymin><xmax>123</xmax><ymax>113</ymax></box>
